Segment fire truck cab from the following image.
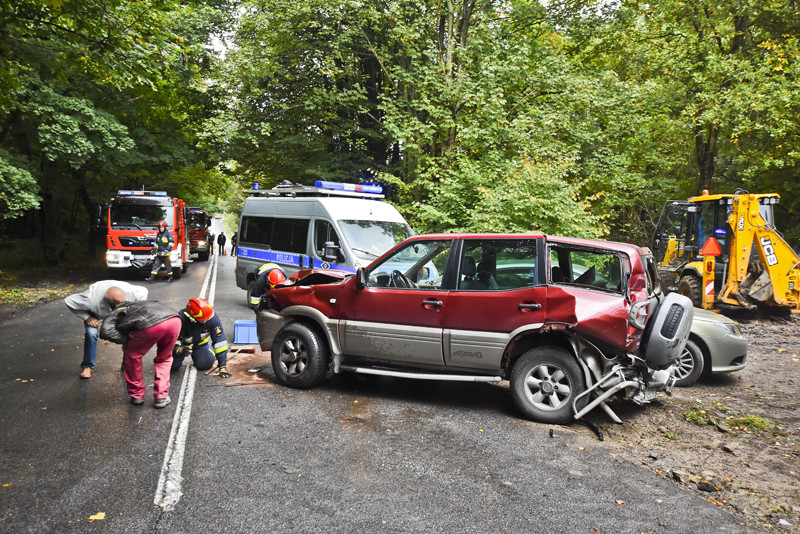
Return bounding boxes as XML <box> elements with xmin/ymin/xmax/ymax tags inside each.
<box><xmin>103</xmin><ymin>190</ymin><xmax>190</xmax><ymax>279</ymax></box>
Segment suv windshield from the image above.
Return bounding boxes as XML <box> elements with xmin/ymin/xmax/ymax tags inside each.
<box><xmin>338</xmin><ymin>220</ymin><xmax>414</xmax><ymax>259</ymax></box>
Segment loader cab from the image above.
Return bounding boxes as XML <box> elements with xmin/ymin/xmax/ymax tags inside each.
<box><xmin>653</xmin><ymin>196</ymin><xmax>741</xmax><ymax>267</ymax></box>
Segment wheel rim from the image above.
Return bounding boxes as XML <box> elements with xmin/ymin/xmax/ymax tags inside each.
<box><xmin>674</xmin><ymin>348</ymin><xmax>695</xmax><ymax>380</ymax></box>
<box><xmin>523</xmin><ymin>363</ymin><xmax>573</xmax><ymax>411</ymax></box>
<box><xmin>278</xmin><ymin>336</ymin><xmax>308</xmax><ymax>377</ymax></box>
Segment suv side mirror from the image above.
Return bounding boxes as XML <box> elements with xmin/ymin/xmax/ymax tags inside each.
<box><xmin>355</xmin><ymin>267</ymin><xmax>367</xmax><ymax>290</ymax></box>
<box><xmin>323</xmin><ymin>241</ymin><xmax>342</xmax><ymax>262</ymax></box>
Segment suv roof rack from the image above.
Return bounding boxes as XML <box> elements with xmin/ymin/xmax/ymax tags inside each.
<box><xmin>248</xmin><ymin>180</ymin><xmax>385</xmax><ymax>199</ymax></box>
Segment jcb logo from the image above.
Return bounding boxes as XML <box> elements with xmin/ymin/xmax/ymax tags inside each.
<box><xmin>760</xmin><ymin>236</ymin><xmax>779</xmax><ymax>266</ymax></box>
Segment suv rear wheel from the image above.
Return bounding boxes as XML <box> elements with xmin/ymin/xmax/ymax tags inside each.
<box><xmin>271</xmin><ymin>323</ymin><xmax>328</xmax><ymax>388</ymax></box>
<box><xmin>510</xmin><ymin>347</ymin><xmax>586</xmax><ymax>424</ymax></box>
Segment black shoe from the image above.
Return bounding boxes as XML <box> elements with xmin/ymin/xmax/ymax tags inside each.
<box><xmin>145</xmin><ymin>276</ymin><xmax>155</xmax><ymax>282</ymax></box>
<box><xmin>166</xmin><ymin>277</ymin><xmax>173</xmax><ymax>284</ymax></box>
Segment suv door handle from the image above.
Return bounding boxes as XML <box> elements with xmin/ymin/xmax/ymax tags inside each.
<box><xmin>422</xmin><ymin>299</ymin><xmax>443</xmax><ymax>308</ymax></box>
<box><xmin>518</xmin><ymin>302</ymin><xmax>542</xmax><ymax>311</ymax></box>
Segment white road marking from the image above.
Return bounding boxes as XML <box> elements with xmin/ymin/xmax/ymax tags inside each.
<box><xmin>154</xmin><ymin>254</ymin><xmax>217</xmax><ymax>510</ymax></box>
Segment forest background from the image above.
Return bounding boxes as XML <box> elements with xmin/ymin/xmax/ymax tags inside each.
<box><xmin>1</xmin><ymin>0</ymin><xmax>798</xmax><ymax>270</ymax></box>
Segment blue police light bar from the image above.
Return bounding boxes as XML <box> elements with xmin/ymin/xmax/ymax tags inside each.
<box><xmin>253</xmin><ymin>183</ymin><xmax>261</xmax><ymax>190</ymax></box>
<box><xmin>118</xmin><ymin>190</ymin><xmax>167</xmax><ymax>196</ymax></box>
<box><xmin>314</xmin><ymin>181</ymin><xmax>383</xmax><ymax>195</ymax></box>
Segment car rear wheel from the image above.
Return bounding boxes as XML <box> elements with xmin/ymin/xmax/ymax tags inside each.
<box><xmin>673</xmin><ymin>339</ymin><xmax>704</xmax><ymax>387</ymax></box>
<box><xmin>510</xmin><ymin>347</ymin><xmax>586</xmax><ymax>424</ymax></box>
<box><xmin>271</xmin><ymin>322</ymin><xmax>328</xmax><ymax>389</ymax></box>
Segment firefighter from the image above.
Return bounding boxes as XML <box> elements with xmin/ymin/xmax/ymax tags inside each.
<box><xmin>171</xmin><ymin>297</ymin><xmax>231</xmax><ymax>378</ymax></box>
<box><xmin>146</xmin><ymin>221</ymin><xmax>175</xmax><ymax>283</ymax></box>
<box><xmin>249</xmin><ymin>262</ymin><xmax>287</xmax><ymax>313</ymax></box>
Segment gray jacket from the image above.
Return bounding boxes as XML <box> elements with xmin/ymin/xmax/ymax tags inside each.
<box><xmin>99</xmin><ymin>301</ymin><xmax>178</xmax><ymax>345</ymax></box>
<box><xmin>64</xmin><ymin>281</ymin><xmax>148</xmax><ymax>322</ymax></box>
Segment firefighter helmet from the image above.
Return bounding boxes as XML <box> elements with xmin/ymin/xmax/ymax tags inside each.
<box><xmin>268</xmin><ymin>269</ymin><xmax>286</xmax><ymax>289</ymax></box>
<box><xmin>158</xmin><ymin>221</ymin><xmax>167</xmax><ymax>231</ymax></box>
<box><xmin>186</xmin><ymin>297</ymin><xmax>214</xmax><ymax>322</ymax></box>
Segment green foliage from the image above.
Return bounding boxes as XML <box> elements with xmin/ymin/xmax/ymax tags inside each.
<box><xmin>0</xmin><ymin>0</ymin><xmax>235</xmax><ymax>256</ymax></box>
<box><xmin>2</xmin><ymin>0</ymin><xmax>799</xmax><ymax>251</ymax></box>
<box><xmin>0</xmin><ymin>149</ymin><xmax>39</xmax><ymax>219</ymax></box>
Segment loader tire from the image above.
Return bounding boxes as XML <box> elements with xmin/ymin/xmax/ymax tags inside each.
<box><xmin>677</xmin><ymin>275</ymin><xmax>702</xmax><ymax>308</ymax></box>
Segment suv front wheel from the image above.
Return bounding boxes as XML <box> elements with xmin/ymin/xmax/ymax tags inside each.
<box><xmin>271</xmin><ymin>322</ymin><xmax>328</xmax><ymax>388</ymax></box>
<box><xmin>510</xmin><ymin>347</ymin><xmax>586</xmax><ymax>424</ymax></box>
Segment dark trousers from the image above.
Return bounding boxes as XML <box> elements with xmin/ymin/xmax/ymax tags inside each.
<box><xmin>151</xmin><ymin>255</ymin><xmax>173</xmax><ymax>277</ymax></box>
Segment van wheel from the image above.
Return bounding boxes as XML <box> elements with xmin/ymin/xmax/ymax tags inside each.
<box><xmin>673</xmin><ymin>339</ymin><xmax>704</xmax><ymax>387</ymax></box>
<box><xmin>510</xmin><ymin>347</ymin><xmax>586</xmax><ymax>424</ymax></box>
<box><xmin>172</xmin><ymin>266</ymin><xmax>182</xmax><ymax>279</ymax></box>
<box><xmin>271</xmin><ymin>323</ymin><xmax>328</xmax><ymax>389</ymax></box>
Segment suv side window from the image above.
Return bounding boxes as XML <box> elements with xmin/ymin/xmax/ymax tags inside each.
<box><xmin>549</xmin><ymin>245</ymin><xmax>623</xmax><ymax>293</ymax></box>
<box><xmin>366</xmin><ymin>239</ymin><xmax>452</xmax><ymax>289</ymax></box>
<box><xmin>459</xmin><ymin>239</ymin><xmax>537</xmax><ymax>290</ymax></box>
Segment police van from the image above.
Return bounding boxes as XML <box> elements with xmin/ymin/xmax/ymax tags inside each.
<box><xmin>235</xmin><ymin>181</ymin><xmax>414</xmax><ymax>299</ymax></box>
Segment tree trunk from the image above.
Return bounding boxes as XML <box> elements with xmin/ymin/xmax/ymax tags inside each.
<box><xmin>695</xmin><ymin>124</ymin><xmax>719</xmax><ymax>193</ymax></box>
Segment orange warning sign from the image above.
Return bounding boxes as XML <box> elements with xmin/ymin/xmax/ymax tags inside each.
<box><xmin>700</xmin><ymin>237</ymin><xmax>722</xmax><ymax>257</ymax></box>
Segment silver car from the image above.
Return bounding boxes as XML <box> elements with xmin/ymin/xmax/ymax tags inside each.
<box><xmin>673</xmin><ymin>308</ymin><xmax>747</xmax><ymax>387</ymax></box>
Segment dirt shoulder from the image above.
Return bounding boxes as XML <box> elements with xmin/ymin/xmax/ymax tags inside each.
<box><xmin>2</xmin><ymin>269</ymin><xmax>798</xmax><ymax>531</ymax></box>
<box><xmin>590</xmin><ymin>317</ymin><xmax>800</xmax><ymax>532</ymax></box>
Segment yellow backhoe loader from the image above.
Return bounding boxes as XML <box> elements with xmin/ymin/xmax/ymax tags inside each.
<box><xmin>652</xmin><ymin>190</ymin><xmax>800</xmax><ymax>312</ymax></box>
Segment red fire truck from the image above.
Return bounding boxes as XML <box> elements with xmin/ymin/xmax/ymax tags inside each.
<box><xmin>104</xmin><ymin>190</ymin><xmax>190</xmax><ymax>279</ymax></box>
<box><xmin>188</xmin><ymin>207</ymin><xmax>211</xmax><ymax>261</ymax></box>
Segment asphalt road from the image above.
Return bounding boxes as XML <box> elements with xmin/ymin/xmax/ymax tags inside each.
<box><xmin>0</xmin><ymin>238</ymin><xmax>755</xmax><ymax>533</ymax></box>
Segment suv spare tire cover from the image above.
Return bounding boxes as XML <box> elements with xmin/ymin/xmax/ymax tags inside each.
<box><xmin>642</xmin><ymin>292</ymin><xmax>693</xmax><ymax>369</ymax></box>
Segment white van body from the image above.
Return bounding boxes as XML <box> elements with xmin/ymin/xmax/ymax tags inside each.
<box><xmin>235</xmin><ymin>184</ymin><xmax>413</xmax><ymax>294</ymax></box>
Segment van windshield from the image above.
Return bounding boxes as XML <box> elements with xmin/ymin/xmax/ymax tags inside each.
<box><xmin>338</xmin><ymin>220</ymin><xmax>414</xmax><ymax>259</ymax></box>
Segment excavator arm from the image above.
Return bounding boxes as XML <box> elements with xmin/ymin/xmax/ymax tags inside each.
<box><xmin>720</xmin><ymin>195</ymin><xmax>800</xmax><ymax>310</ymax></box>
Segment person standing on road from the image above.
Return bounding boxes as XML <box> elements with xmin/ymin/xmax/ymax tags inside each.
<box><xmin>249</xmin><ymin>262</ymin><xmax>288</xmax><ymax>313</ymax></box>
<box><xmin>217</xmin><ymin>232</ymin><xmax>227</xmax><ymax>256</ymax></box>
<box><xmin>171</xmin><ymin>297</ymin><xmax>231</xmax><ymax>378</ymax></box>
<box><xmin>64</xmin><ymin>281</ymin><xmax>148</xmax><ymax>379</ymax></box>
<box><xmin>146</xmin><ymin>221</ymin><xmax>175</xmax><ymax>283</ymax></box>
<box><xmin>99</xmin><ymin>300</ymin><xmax>181</xmax><ymax>408</ymax></box>
<box><xmin>209</xmin><ymin>233</ymin><xmax>215</xmax><ymax>255</ymax></box>
<box><xmin>230</xmin><ymin>231</ymin><xmax>238</xmax><ymax>257</ymax></box>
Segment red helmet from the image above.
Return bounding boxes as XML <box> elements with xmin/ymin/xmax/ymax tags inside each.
<box><xmin>268</xmin><ymin>269</ymin><xmax>286</xmax><ymax>289</ymax></box>
<box><xmin>158</xmin><ymin>221</ymin><xmax>167</xmax><ymax>230</ymax></box>
<box><xmin>186</xmin><ymin>297</ymin><xmax>214</xmax><ymax>322</ymax></box>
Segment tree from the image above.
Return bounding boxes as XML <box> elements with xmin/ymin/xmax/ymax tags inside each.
<box><xmin>0</xmin><ymin>0</ymin><xmax>233</xmax><ymax>260</ymax></box>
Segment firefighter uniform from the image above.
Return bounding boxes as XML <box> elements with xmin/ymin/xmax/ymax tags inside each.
<box><xmin>171</xmin><ymin>310</ymin><xmax>229</xmax><ymax>371</ymax></box>
<box><xmin>147</xmin><ymin>224</ymin><xmax>175</xmax><ymax>282</ymax></box>
<box><xmin>249</xmin><ymin>262</ymin><xmax>288</xmax><ymax>312</ymax></box>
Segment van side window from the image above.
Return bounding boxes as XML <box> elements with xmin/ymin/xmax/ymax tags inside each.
<box><xmin>240</xmin><ymin>216</ymin><xmax>274</xmax><ymax>246</ymax></box>
<box><xmin>272</xmin><ymin>218</ymin><xmax>310</xmax><ymax>254</ymax></box>
<box><xmin>314</xmin><ymin>220</ymin><xmax>342</xmax><ymax>258</ymax></box>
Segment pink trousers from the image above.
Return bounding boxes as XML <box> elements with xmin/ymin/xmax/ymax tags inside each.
<box><xmin>123</xmin><ymin>317</ymin><xmax>181</xmax><ymax>400</ymax></box>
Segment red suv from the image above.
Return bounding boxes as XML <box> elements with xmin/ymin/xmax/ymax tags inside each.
<box><xmin>256</xmin><ymin>234</ymin><xmax>693</xmax><ymax>424</ymax></box>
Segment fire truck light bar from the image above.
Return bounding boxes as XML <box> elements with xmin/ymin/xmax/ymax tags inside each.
<box><xmin>118</xmin><ymin>190</ymin><xmax>168</xmax><ymax>196</ymax></box>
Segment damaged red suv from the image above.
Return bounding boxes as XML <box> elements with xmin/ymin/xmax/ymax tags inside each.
<box><xmin>256</xmin><ymin>234</ymin><xmax>693</xmax><ymax>424</ymax></box>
